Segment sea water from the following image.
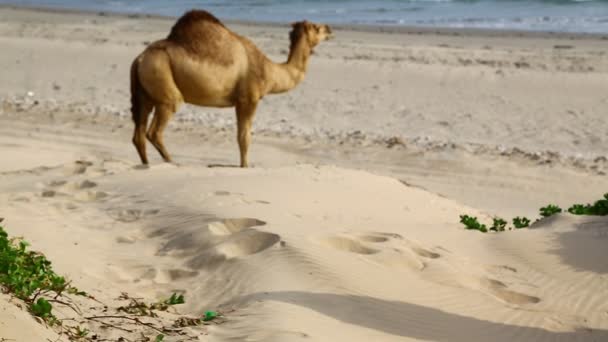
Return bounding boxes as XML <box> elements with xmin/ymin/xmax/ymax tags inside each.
<box><xmin>2</xmin><ymin>0</ymin><xmax>608</xmax><ymax>33</ymax></box>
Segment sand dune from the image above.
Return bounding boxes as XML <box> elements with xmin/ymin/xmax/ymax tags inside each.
<box><xmin>2</xmin><ymin>151</ymin><xmax>607</xmax><ymax>340</ymax></box>
<box><xmin>1</xmin><ymin>6</ymin><xmax>607</xmax><ymax>342</ymax></box>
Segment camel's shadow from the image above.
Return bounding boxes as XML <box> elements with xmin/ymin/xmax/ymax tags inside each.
<box><xmin>207</xmin><ymin>163</ymin><xmax>240</xmax><ymax>168</ymax></box>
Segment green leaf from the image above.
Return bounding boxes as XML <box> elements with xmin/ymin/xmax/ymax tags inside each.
<box><xmin>540</xmin><ymin>204</ymin><xmax>562</xmax><ymax>218</ymax></box>
<box><xmin>512</xmin><ymin>216</ymin><xmax>530</xmax><ymax>229</ymax></box>
<box><xmin>203</xmin><ymin>311</ymin><xmax>218</xmax><ymax>321</ymax></box>
<box><xmin>31</xmin><ymin>298</ymin><xmax>53</xmax><ymax>318</ymax></box>
<box><xmin>166</xmin><ymin>292</ymin><xmax>185</xmax><ymax>305</ymax></box>
<box><xmin>459</xmin><ymin>215</ymin><xmax>488</xmax><ymax>233</ymax></box>
<box><xmin>76</xmin><ymin>326</ymin><xmax>89</xmax><ymax>337</ymax></box>
<box><xmin>155</xmin><ymin>334</ymin><xmax>165</xmax><ymax>342</ymax></box>
<box><xmin>567</xmin><ymin>195</ymin><xmax>608</xmax><ymax>216</ymax></box>
<box><xmin>491</xmin><ymin>217</ymin><xmax>507</xmax><ymax>232</ymax></box>
<box><xmin>567</xmin><ymin>204</ymin><xmax>587</xmax><ymax>215</ymax></box>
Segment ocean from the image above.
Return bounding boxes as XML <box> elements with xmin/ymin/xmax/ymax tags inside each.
<box><xmin>2</xmin><ymin>0</ymin><xmax>608</xmax><ymax>33</ymax></box>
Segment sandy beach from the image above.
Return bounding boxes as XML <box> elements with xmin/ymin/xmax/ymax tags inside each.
<box><xmin>1</xmin><ymin>6</ymin><xmax>607</xmax><ymax>341</ymax></box>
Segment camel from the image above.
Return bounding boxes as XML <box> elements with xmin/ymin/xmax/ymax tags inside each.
<box><xmin>130</xmin><ymin>10</ymin><xmax>332</xmax><ymax>167</ymax></box>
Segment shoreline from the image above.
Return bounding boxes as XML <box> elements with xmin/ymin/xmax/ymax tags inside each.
<box><xmin>2</xmin><ymin>3</ymin><xmax>608</xmax><ymax>41</ymax></box>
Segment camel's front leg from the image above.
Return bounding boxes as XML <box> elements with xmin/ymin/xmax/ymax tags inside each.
<box><xmin>235</xmin><ymin>100</ymin><xmax>258</xmax><ymax>168</ymax></box>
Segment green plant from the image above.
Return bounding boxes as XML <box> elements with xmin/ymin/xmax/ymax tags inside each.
<box><xmin>0</xmin><ymin>225</ymin><xmax>82</xmax><ymax>323</ymax></box>
<box><xmin>203</xmin><ymin>311</ymin><xmax>219</xmax><ymax>322</ymax></box>
<box><xmin>490</xmin><ymin>218</ymin><xmax>507</xmax><ymax>232</ymax></box>
<box><xmin>540</xmin><ymin>204</ymin><xmax>562</xmax><ymax>218</ymax></box>
<box><xmin>155</xmin><ymin>334</ymin><xmax>165</xmax><ymax>342</ymax></box>
<box><xmin>568</xmin><ymin>204</ymin><xmax>586</xmax><ymax>215</ymax></box>
<box><xmin>119</xmin><ymin>292</ymin><xmax>186</xmax><ymax>315</ymax></box>
<box><xmin>568</xmin><ymin>193</ymin><xmax>608</xmax><ymax>216</ymax></box>
<box><xmin>151</xmin><ymin>292</ymin><xmax>185</xmax><ymax>311</ymax></box>
<box><xmin>31</xmin><ymin>298</ymin><xmax>52</xmax><ymax>318</ymax></box>
<box><xmin>75</xmin><ymin>326</ymin><xmax>89</xmax><ymax>338</ymax></box>
<box><xmin>118</xmin><ymin>296</ymin><xmax>157</xmax><ymax>317</ymax></box>
<box><xmin>460</xmin><ymin>193</ymin><xmax>608</xmax><ymax>233</ymax></box>
<box><xmin>512</xmin><ymin>216</ymin><xmax>530</xmax><ymax>229</ymax></box>
<box><xmin>459</xmin><ymin>215</ymin><xmax>487</xmax><ymax>233</ymax></box>
<box><xmin>166</xmin><ymin>293</ymin><xmax>185</xmax><ymax>305</ymax></box>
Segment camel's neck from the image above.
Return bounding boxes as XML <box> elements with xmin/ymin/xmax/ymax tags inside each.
<box><xmin>266</xmin><ymin>38</ymin><xmax>312</xmax><ymax>95</ymax></box>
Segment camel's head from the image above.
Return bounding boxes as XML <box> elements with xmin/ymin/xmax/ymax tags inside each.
<box><xmin>290</xmin><ymin>21</ymin><xmax>333</xmax><ymax>51</ymax></box>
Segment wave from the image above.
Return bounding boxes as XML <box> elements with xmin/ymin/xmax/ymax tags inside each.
<box><xmin>1</xmin><ymin>0</ymin><xmax>608</xmax><ymax>33</ymax></box>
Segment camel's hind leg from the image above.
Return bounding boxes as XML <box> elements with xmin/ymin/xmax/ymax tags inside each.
<box><xmin>146</xmin><ymin>103</ymin><xmax>178</xmax><ymax>163</ymax></box>
<box><xmin>132</xmin><ymin>100</ymin><xmax>154</xmax><ymax>164</ymax></box>
<box><xmin>236</xmin><ymin>100</ymin><xmax>258</xmax><ymax>168</ymax></box>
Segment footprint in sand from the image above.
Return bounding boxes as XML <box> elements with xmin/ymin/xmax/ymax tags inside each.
<box><xmin>206</xmin><ymin>218</ymin><xmax>275</xmax><ymax>259</ymax></box>
<box><xmin>40</xmin><ymin>180</ymin><xmax>98</xmax><ymax>198</ymax></box>
<box><xmin>366</xmin><ymin>232</ymin><xmax>404</xmax><ymax>240</ymax></box>
<box><xmin>69</xmin><ymin>180</ymin><xmax>97</xmax><ymax>190</ymax></box>
<box><xmin>320</xmin><ymin>236</ymin><xmax>380</xmax><ymax>255</ymax></box>
<box><xmin>479</xmin><ymin>278</ymin><xmax>540</xmax><ymax>305</ymax></box>
<box><xmin>368</xmin><ymin>233</ymin><xmax>439</xmax><ymax>269</ymax></box>
<box><xmin>135</xmin><ymin>267</ymin><xmax>200</xmax><ymax>284</ymax></box>
<box><xmin>487</xmin><ymin>264</ymin><xmax>518</xmax><ymax>274</ymax></box>
<box><xmin>214</xmin><ymin>230</ymin><xmax>281</xmax><ymax>259</ymax></box>
<box><xmin>320</xmin><ymin>232</ymin><xmax>439</xmax><ymax>260</ymax></box>
<box><xmin>46</xmin><ymin>180</ymin><xmax>67</xmax><ymax>187</ymax></box>
<box><xmin>320</xmin><ymin>231</ymin><xmax>540</xmax><ymax>306</ymax></box>
<box><xmin>207</xmin><ymin>218</ymin><xmax>266</xmax><ymax>236</ymax></box>
<box><xmin>186</xmin><ymin>230</ymin><xmax>281</xmax><ymax>269</ymax></box>
<box><xmin>106</xmin><ymin>262</ymin><xmax>200</xmax><ymax>285</ymax></box>
<box><xmin>357</xmin><ymin>234</ymin><xmax>390</xmax><ymax>243</ymax></box>
<box><xmin>51</xmin><ymin>202</ymin><xmax>79</xmax><ymax>211</ymax></box>
<box><xmin>107</xmin><ymin>208</ymin><xmax>160</xmax><ymax>223</ymax></box>
<box><xmin>99</xmin><ymin>159</ymin><xmax>131</xmax><ymax>174</ymax></box>
<box><xmin>411</xmin><ymin>246</ymin><xmax>441</xmax><ymax>259</ymax></box>
<box><xmin>64</xmin><ymin>160</ymin><xmax>93</xmax><ymax>175</ymax></box>
<box><xmin>74</xmin><ymin>190</ymin><xmax>108</xmax><ymax>202</ymax></box>
<box><xmin>41</xmin><ymin>189</ymin><xmax>58</xmax><ymax>198</ymax></box>
<box><xmin>149</xmin><ymin>216</ymin><xmax>278</xmax><ymax>269</ymax></box>
<box><xmin>116</xmin><ymin>236</ymin><xmax>137</xmax><ymax>244</ymax></box>
<box><xmin>182</xmin><ymin>218</ymin><xmax>279</xmax><ymax>268</ymax></box>
<box><xmin>115</xmin><ymin>229</ymin><xmax>148</xmax><ymax>244</ymax></box>
<box><xmin>317</xmin><ymin>232</ymin><xmax>437</xmax><ymax>272</ymax></box>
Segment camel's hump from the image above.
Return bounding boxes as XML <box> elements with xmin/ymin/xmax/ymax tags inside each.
<box><xmin>168</xmin><ymin>10</ymin><xmax>226</xmax><ymax>40</ymax></box>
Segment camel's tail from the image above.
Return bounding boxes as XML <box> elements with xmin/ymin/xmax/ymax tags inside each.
<box><xmin>130</xmin><ymin>57</ymin><xmax>148</xmax><ymax>123</ymax></box>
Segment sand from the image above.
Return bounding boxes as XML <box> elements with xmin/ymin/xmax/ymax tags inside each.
<box><xmin>0</xmin><ymin>6</ymin><xmax>607</xmax><ymax>342</ymax></box>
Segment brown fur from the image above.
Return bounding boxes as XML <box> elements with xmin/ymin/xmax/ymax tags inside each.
<box><xmin>289</xmin><ymin>22</ymin><xmax>307</xmax><ymax>52</ymax></box>
<box><xmin>130</xmin><ymin>10</ymin><xmax>332</xmax><ymax>167</ymax></box>
<box><xmin>166</xmin><ymin>10</ymin><xmax>234</xmax><ymax>66</ymax></box>
<box><xmin>129</xmin><ymin>56</ymin><xmax>142</xmax><ymax>125</ymax></box>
